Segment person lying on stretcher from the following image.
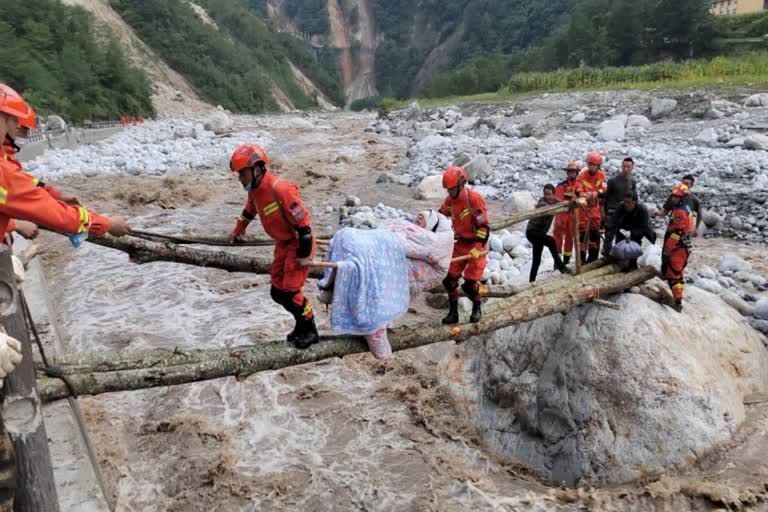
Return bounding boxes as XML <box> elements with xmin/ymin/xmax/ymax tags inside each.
<box><xmin>317</xmin><ymin>210</ymin><xmax>453</xmax><ymax>359</ymax></box>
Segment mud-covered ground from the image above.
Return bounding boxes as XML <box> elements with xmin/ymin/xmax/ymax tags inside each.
<box><xmin>37</xmin><ymin>107</ymin><xmax>768</xmax><ymax>511</ymax></box>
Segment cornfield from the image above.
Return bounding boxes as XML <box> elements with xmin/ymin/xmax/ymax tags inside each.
<box><xmin>502</xmin><ymin>53</ymin><xmax>768</xmax><ymax>94</ymax></box>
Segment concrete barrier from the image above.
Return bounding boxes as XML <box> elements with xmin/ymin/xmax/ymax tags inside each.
<box><xmin>17</xmin><ymin>127</ymin><xmax>122</xmax><ymax>163</ymax></box>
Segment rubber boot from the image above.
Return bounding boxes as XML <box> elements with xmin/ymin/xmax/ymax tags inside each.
<box><xmin>562</xmin><ymin>255</ymin><xmax>570</xmax><ymax>265</ymax></box>
<box><xmin>559</xmin><ymin>264</ymin><xmax>572</xmax><ymax>275</ymax></box>
<box><xmin>442</xmin><ymin>299</ymin><xmax>459</xmax><ymax>325</ymax></box>
<box><xmin>587</xmin><ymin>248</ymin><xmax>599</xmax><ymax>263</ymax></box>
<box><xmin>673</xmin><ymin>298</ymin><xmax>683</xmax><ymax>313</ymax></box>
<box><xmin>293</xmin><ymin>317</ymin><xmax>320</xmax><ymax>349</ymax></box>
<box><xmin>469</xmin><ymin>301</ymin><xmax>482</xmax><ymax>323</ymax></box>
<box><xmin>287</xmin><ymin>321</ymin><xmax>300</xmax><ymax>343</ymax></box>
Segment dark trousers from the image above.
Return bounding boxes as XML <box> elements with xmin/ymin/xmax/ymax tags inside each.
<box><xmin>526</xmin><ymin>232</ymin><xmax>564</xmax><ymax>283</ymax></box>
<box><xmin>603</xmin><ymin>210</ymin><xmax>618</xmax><ymax>256</ymax></box>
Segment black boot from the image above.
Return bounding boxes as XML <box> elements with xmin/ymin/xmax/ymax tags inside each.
<box><xmin>562</xmin><ymin>254</ymin><xmax>571</xmax><ymax>265</ymax></box>
<box><xmin>293</xmin><ymin>317</ymin><xmax>320</xmax><ymax>349</ymax></box>
<box><xmin>673</xmin><ymin>298</ymin><xmax>683</xmax><ymax>313</ymax></box>
<box><xmin>442</xmin><ymin>299</ymin><xmax>459</xmax><ymax>325</ymax></box>
<box><xmin>287</xmin><ymin>322</ymin><xmax>300</xmax><ymax>343</ymax></box>
<box><xmin>587</xmin><ymin>248</ymin><xmax>599</xmax><ymax>263</ymax></box>
<box><xmin>469</xmin><ymin>301</ymin><xmax>482</xmax><ymax>323</ymax></box>
<box><xmin>559</xmin><ymin>265</ymin><xmax>572</xmax><ymax>275</ymax></box>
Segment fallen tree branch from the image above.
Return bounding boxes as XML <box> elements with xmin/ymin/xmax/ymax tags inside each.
<box><xmin>37</xmin><ymin>266</ymin><xmax>655</xmax><ymax>402</ymax></box>
<box><xmin>592</xmin><ymin>298</ymin><xmax>621</xmax><ymax>310</ymax></box>
<box><xmin>87</xmin><ymin>235</ymin><xmax>325</xmax><ymax>278</ymax></box>
<box><xmin>129</xmin><ymin>229</ymin><xmax>333</xmax><ymax>247</ymax></box>
<box><xmin>492</xmin><ymin>200</ymin><xmax>583</xmax><ymax>231</ymax></box>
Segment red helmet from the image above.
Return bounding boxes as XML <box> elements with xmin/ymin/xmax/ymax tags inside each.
<box><xmin>586</xmin><ymin>151</ymin><xmax>603</xmax><ymax>166</ymax></box>
<box><xmin>442</xmin><ymin>166</ymin><xmax>467</xmax><ymax>189</ymax></box>
<box><xmin>0</xmin><ymin>84</ymin><xmax>34</xmax><ymax>125</ymax></box>
<box><xmin>671</xmin><ymin>183</ymin><xmax>690</xmax><ymax>197</ymax></box>
<box><xmin>230</xmin><ymin>143</ymin><xmax>269</xmax><ymax>173</ymax></box>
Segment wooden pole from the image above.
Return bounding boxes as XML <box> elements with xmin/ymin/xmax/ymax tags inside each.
<box><xmin>572</xmin><ymin>207</ymin><xmax>582</xmax><ymax>275</ymax></box>
<box><xmin>0</xmin><ymin>247</ymin><xmax>60</xmax><ymax>511</ymax></box>
<box><xmin>36</xmin><ymin>267</ymin><xmax>655</xmax><ymax>402</ymax></box>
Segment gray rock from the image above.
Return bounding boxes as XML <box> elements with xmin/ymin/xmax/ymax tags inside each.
<box><xmin>203</xmin><ymin>111</ymin><xmax>234</xmax><ymax>134</ymax></box>
<box><xmin>490</xmin><ymin>235</ymin><xmax>504</xmax><ymax>254</ymax></box>
<box><xmin>597</xmin><ymin>119</ymin><xmax>625</xmax><ymax>142</ymax></box>
<box><xmin>718</xmin><ymin>276</ymin><xmax>735</xmax><ymax>289</ymax></box>
<box><xmin>570</xmin><ymin>112</ymin><xmax>586</xmax><ymax>123</ymax></box>
<box><xmin>415</xmin><ymin>134</ymin><xmax>448</xmax><ymax>152</ymax></box>
<box><xmin>696</xmin><ymin>265</ymin><xmax>718</xmax><ymax>280</ymax></box>
<box><xmin>726</xmin><ymin>137</ymin><xmax>745</xmax><ymax>148</ymax></box>
<box><xmin>413</xmin><ymin>125</ymin><xmax>435</xmax><ymax>142</ymax></box>
<box><xmin>702</xmin><ymin>210</ymin><xmax>721</xmax><ymax>229</ymax></box>
<box><xmin>704</xmin><ymin>109</ymin><xmax>725</xmax><ymax>120</ymax></box>
<box><xmin>345</xmin><ymin>195</ymin><xmax>361</xmax><ymax>207</ymax></box>
<box><xmin>509</xmin><ymin>138</ymin><xmax>541</xmax><ymax>152</ymax></box>
<box><xmin>745</xmin><ymin>134</ymin><xmax>768</xmax><ymax>151</ymax></box>
<box><xmin>719</xmin><ymin>290</ymin><xmax>755</xmax><ymax>316</ymax></box>
<box><xmin>626</xmin><ymin>115</ymin><xmax>652</xmax><ymax>129</ymax></box>
<box><xmin>744</xmin><ymin>93</ymin><xmax>768</xmax><ymax>107</ymax></box>
<box><xmin>453</xmin><ymin>153</ymin><xmax>490</xmax><ymax>183</ymax></box>
<box><xmin>694</xmin><ymin>128</ymin><xmax>719</xmax><ymax>147</ymax></box>
<box><xmin>502</xmin><ymin>191</ymin><xmax>536</xmax><ymax>214</ymax></box>
<box><xmin>502</xmin><ymin>232</ymin><xmax>524</xmax><ymax>252</ymax></box>
<box><xmin>693</xmin><ymin>278</ymin><xmax>723</xmax><ymax>295</ymax></box>
<box><xmin>415</xmin><ymin>175</ymin><xmax>444</xmax><ymax>200</ymax></box>
<box><xmin>426</xmin><ymin>293</ymin><xmax>449</xmax><ymax>309</ymax></box>
<box><xmin>446</xmin><ymin>288</ymin><xmax>768</xmax><ymax>486</ymax></box>
<box><xmin>719</xmin><ymin>255</ymin><xmax>752</xmax><ymax>274</ymax></box>
<box><xmin>376</xmin><ymin>172</ymin><xmax>397</xmax><ymax>184</ymax></box>
<box><xmin>46</xmin><ymin>115</ymin><xmax>67</xmax><ymax>131</ymax></box>
<box><xmin>510</xmin><ymin>244</ymin><xmax>530</xmax><ymax>259</ymax></box>
<box><xmin>730</xmin><ymin>216</ymin><xmax>745</xmax><ymax>231</ymax></box>
<box><xmin>433</xmin><ymin>119</ymin><xmax>447</xmax><ymax>132</ymax></box>
<box><xmin>651</xmin><ymin>98</ymin><xmax>678</xmax><ymax>119</ymax></box>
<box><xmin>733</xmin><ymin>271</ymin><xmax>753</xmax><ymax>283</ymax></box>
<box><xmin>750</xmin><ymin>319</ymin><xmax>768</xmax><ymax>336</ymax></box>
<box><xmin>754</xmin><ymin>298</ymin><xmax>768</xmax><ymax>320</ymax></box>
<box><xmin>443</xmin><ymin>109</ymin><xmax>462</xmax><ymax>128</ymax></box>
<box><xmin>397</xmin><ymin>175</ymin><xmax>413</xmax><ymax>186</ymax></box>
<box><xmin>497</xmin><ymin>119</ymin><xmax>520</xmax><ymax>138</ymax></box>
<box><xmin>486</xmin><ymin>259</ymin><xmax>502</xmax><ymax>273</ymax></box>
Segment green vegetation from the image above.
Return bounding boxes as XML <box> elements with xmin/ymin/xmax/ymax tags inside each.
<box><xmin>0</xmin><ymin>0</ymin><xmax>154</xmax><ymax>122</ymax></box>
<box><xmin>349</xmin><ymin>96</ymin><xmax>381</xmax><ymax>111</ymax></box>
<box><xmin>503</xmin><ymin>53</ymin><xmax>768</xmax><ymax>94</ymax></box>
<box><xmin>283</xmin><ymin>0</ymin><xmax>329</xmax><ymax>36</ymax></box>
<box><xmin>110</xmin><ymin>0</ymin><xmax>342</xmax><ymax>113</ymax></box>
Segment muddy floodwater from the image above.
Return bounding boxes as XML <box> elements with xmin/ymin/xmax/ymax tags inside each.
<box><xmin>35</xmin><ymin>112</ymin><xmax>768</xmax><ymax>511</ymax></box>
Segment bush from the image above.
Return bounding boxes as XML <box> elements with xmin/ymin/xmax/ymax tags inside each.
<box><xmin>349</xmin><ymin>96</ymin><xmax>381</xmax><ymax>111</ymax></box>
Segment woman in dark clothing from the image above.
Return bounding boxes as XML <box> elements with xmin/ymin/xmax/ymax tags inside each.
<box><xmin>526</xmin><ymin>184</ymin><xmax>571</xmax><ymax>282</ymax></box>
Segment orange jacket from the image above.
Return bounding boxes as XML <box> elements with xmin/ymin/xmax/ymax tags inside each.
<box><xmin>663</xmin><ymin>204</ymin><xmax>694</xmax><ymax>253</ymax></box>
<box><xmin>576</xmin><ymin>168</ymin><xmax>607</xmax><ymax>224</ymax></box>
<box><xmin>554</xmin><ymin>177</ymin><xmax>581</xmax><ymax>224</ymax></box>
<box><xmin>438</xmin><ymin>187</ymin><xmax>489</xmax><ymax>246</ymax></box>
<box><xmin>0</xmin><ymin>160</ymin><xmax>110</xmax><ymax>237</ymax></box>
<box><xmin>2</xmin><ymin>138</ymin><xmax>63</xmax><ymax>200</ymax></box>
<box><xmin>232</xmin><ymin>170</ymin><xmax>311</xmax><ymax>242</ymax></box>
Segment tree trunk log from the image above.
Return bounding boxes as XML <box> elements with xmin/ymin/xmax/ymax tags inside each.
<box><xmin>492</xmin><ymin>202</ymin><xmax>571</xmax><ymax>231</ymax></box>
<box><xmin>37</xmin><ymin>266</ymin><xmax>656</xmax><ymax>403</ymax></box>
<box><xmin>0</xmin><ymin>247</ymin><xmax>60</xmax><ymax>511</ymax></box>
<box><xmin>88</xmin><ymin>235</ymin><xmax>325</xmax><ymax>278</ymax></box>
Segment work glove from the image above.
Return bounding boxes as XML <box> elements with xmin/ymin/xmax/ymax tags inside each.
<box><xmin>0</xmin><ymin>333</ymin><xmax>23</xmax><ymax>387</ymax></box>
<box><xmin>469</xmin><ymin>248</ymin><xmax>484</xmax><ymax>259</ymax></box>
<box><xmin>11</xmin><ymin>255</ymin><xmax>24</xmax><ymax>285</ymax></box>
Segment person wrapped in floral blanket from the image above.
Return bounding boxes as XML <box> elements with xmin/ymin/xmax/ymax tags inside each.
<box><xmin>317</xmin><ymin>210</ymin><xmax>453</xmax><ymax>359</ymax></box>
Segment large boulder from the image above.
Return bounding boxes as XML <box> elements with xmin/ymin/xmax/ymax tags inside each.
<box><xmin>626</xmin><ymin>115</ymin><xmax>652</xmax><ymax>129</ymax></box>
<box><xmin>414</xmin><ymin>175</ymin><xmax>444</xmax><ymax>200</ymax></box>
<box><xmin>502</xmin><ymin>191</ymin><xmax>536</xmax><ymax>214</ymax></box>
<box><xmin>596</xmin><ymin>119</ymin><xmax>625</xmax><ymax>142</ymax></box>
<box><xmin>650</xmin><ymin>98</ymin><xmax>677</xmax><ymax>119</ymax></box>
<box><xmin>744</xmin><ymin>93</ymin><xmax>768</xmax><ymax>107</ymax></box>
<box><xmin>744</xmin><ymin>134</ymin><xmax>768</xmax><ymax>151</ymax></box>
<box><xmin>694</xmin><ymin>127</ymin><xmax>719</xmax><ymax>147</ymax></box>
<box><xmin>719</xmin><ymin>254</ymin><xmax>753</xmax><ymax>274</ymax></box>
<box><xmin>755</xmin><ymin>298</ymin><xmax>768</xmax><ymax>321</ymax></box>
<box><xmin>203</xmin><ymin>111</ymin><xmax>234</xmax><ymax>134</ymax></box>
<box><xmin>440</xmin><ymin>288</ymin><xmax>768</xmax><ymax>486</ymax></box>
<box><xmin>46</xmin><ymin>115</ymin><xmax>67</xmax><ymax>131</ymax></box>
<box><xmin>453</xmin><ymin>152</ymin><xmax>490</xmax><ymax>183</ymax></box>
<box><xmin>414</xmin><ymin>135</ymin><xmax>449</xmax><ymax>152</ymax></box>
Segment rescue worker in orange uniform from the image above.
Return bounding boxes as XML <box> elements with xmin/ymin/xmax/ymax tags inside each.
<box><xmin>576</xmin><ymin>151</ymin><xmax>607</xmax><ymax>263</ymax></box>
<box><xmin>228</xmin><ymin>143</ymin><xmax>318</xmax><ymax>349</ymax></box>
<box><xmin>553</xmin><ymin>160</ymin><xmax>582</xmax><ymax>264</ymax></box>
<box><xmin>0</xmin><ymin>84</ymin><xmax>131</xmax><ymax>243</ymax></box>
<box><xmin>662</xmin><ymin>183</ymin><xmax>694</xmax><ymax>312</ymax></box>
<box><xmin>438</xmin><ymin>166</ymin><xmax>489</xmax><ymax>325</ymax></box>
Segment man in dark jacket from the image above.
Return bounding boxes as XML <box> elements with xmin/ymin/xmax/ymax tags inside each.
<box><xmin>526</xmin><ymin>184</ymin><xmax>571</xmax><ymax>282</ymax></box>
<box><xmin>603</xmin><ymin>157</ymin><xmax>638</xmax><ymax>257</ymax></box>
<box><xmin>611</xmin><ymin>192</ymin><xmax>657</xmax><ymax>269</ymax></box>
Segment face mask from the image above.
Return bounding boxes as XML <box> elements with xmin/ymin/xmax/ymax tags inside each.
<box><xmin>243</xmin><ymin>181</ymin><xmax>253</xmax><ymax>191</ymax></box>
<box><xmin>67</xmin><ymin>231</ymin><xmax>88</xmax><ymax>249</ymax></box>
<box><xmin>13</xmin><ymin>137</ymin><xmax>28</xmax><ymax>147</ymax></box>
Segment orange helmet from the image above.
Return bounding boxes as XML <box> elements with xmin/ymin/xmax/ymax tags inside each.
<box><xmin>586</xmin><ymin>151</ymin><xmax>603</xmax><ymax>166</ymax></box>
<box><xmin>230</xmin><ymin>143</ymin><xmax>269</xmax><ymax>173</ymax></box>
<box><xmin>0</xmin><ymin>84</ymin><xmax>34</xmax><ymax>125</ymax></box>
<box><xmin>18</xmin><ymin>106</ymin><xmax>36</xmax><ymax>130</ymax></box>
<box><xmin>671</xmin><ymin>183</ymin><xmax>690</xmax><ymax>197</ymax></box>
<box><xmin>442</xmin><ymin>166</ymin><xmax>467</xmax><ymax>189</ymax></box>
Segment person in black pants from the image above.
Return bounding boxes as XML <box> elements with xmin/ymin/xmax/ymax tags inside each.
<box><xmin>526</xmin><ymin>184</ymin><xmax>572</xmax><ymax>282</ymax></box>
